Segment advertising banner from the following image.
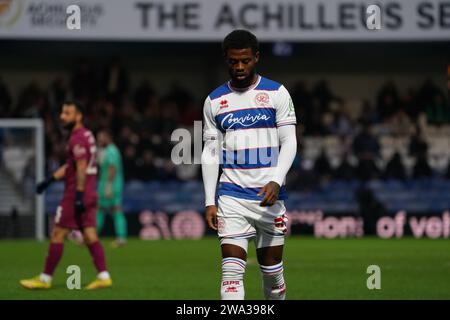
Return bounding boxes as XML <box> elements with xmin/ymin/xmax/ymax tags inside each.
<box><xmin>88</xmin><ymin>209</ymin><xmax>450</xmax><ymax>239</ymax></box>
<box><xmin>1</xmin><ymin>0</ymin><xmax>449</xmax><ymax>41</ymax></box>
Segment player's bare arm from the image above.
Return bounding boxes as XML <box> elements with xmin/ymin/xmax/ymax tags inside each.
<box><xmin>36</xmin><ymin>164</ymin><xmax>67</xmax><ymax>194</ymax></box>
<box><xmin>53</xmin><ymin>164</ymin><xmax>67</xmax><ymax>180</ymax></box>
<box><xmin>76</xmin><ymin>158</ymin><xmax>87</xmax><ymax>192</ymax></box>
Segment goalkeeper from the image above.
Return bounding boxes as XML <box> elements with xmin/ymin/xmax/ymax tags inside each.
<box><xmin>96</xmin><ymin>130</ymin><xmax>127</xmax><ymax>248</ymax></box>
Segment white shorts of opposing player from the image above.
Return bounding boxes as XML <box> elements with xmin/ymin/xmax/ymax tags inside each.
<box><xmin>218</xmin><ymin>195</ymin><xmax>287</xmax><ymax>300</ymax></box>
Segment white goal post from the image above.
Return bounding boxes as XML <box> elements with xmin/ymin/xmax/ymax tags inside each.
<box><xmin>0</xmin><ymin>119</ymin><xmax>45</xmax><ymax>241</ymax></box>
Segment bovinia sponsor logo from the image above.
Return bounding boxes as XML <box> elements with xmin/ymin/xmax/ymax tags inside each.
<box><xmin>171</xmin><ymin>121</ymin><xmax>278</xmax><ymax>165</ymax></box>
<box><xmin>221</xmin><ymin>112</ymin><xmax>270</xmax><ymax>129</ymax></box>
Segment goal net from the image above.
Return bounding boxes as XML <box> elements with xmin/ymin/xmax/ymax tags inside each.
<box><xmin>0</xmin><ymin>119</ymin><xmax>45</xmax><ymax>240</ymax></box>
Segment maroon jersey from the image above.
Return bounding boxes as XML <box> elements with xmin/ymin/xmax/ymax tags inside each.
<box><xmin>63</xmin><ymin>127</ymin><xmax>97</xmax><ymax>200</ymax></box>
<box><xmin>56</xmin><ymin>127</ymin><xmax>97</xmax><ymax>229</ymax></box>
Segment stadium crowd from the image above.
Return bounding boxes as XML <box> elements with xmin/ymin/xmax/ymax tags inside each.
<box><xmin>0</xmin><ymin>58</ymin><xmax>449</xmax><ymax>191</ymax></box>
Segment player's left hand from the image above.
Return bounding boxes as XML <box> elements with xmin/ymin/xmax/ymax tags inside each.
<box><xmin>205</xmin><ymin>205</ymin><xmax>218</xmax><ymax>230</ymax></box>
<box><xmin>75</xmin><ymin>191</ymin><xmax>86</xmax><ymax>215</ymax></box>
<box><xmin>258</xmin><ymin>181</ymin><xmax>280</xmax><ymax>207</ymax></box>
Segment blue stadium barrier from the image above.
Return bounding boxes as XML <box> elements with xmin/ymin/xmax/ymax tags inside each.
<box><xmin>44</xmin><ymin>179</ymin><xmax>450</xmax><ymax>215</ymax></box>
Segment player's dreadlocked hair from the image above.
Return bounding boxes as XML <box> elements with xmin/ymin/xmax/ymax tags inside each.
<box><xmin>222</xmin><ymin>29</ymin><xmax>259</xmax><ymax>55</ymax></box>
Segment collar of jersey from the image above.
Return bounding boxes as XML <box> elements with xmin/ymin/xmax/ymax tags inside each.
<box><xmin>71</xmin><ymin>126</ymin><xmax>84</xmax><ymax>134</ymax></box>
<box><xmin>227</xmin><ymin>74</ymin><xmax>261</xmax><ymax>93</ymax></box>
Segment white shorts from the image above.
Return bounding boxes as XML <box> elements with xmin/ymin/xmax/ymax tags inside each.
<box><xmin>217</xmin><ymin>195</ymin><xmax>288</xmax><ymax>251</ymax></box>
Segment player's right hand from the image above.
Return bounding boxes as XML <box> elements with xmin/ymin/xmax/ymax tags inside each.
<box><xmin>205</xmin><ymin>205</ymin><xmax>218</xmax><ymax>230</ymax></box>
<box><xmin>36</xmin><ymin>176</ymin><xmax>54</xmax><ymax>194</ymax></box>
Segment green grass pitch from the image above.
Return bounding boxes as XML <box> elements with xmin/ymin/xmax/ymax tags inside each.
<box><xmin>0</xmin><ymin>237</ymin><xmax>449</xmax><ymax>299</ymax></box>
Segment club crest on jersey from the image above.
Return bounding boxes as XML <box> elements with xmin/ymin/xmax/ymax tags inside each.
<box><xmin>219</xmin><ymin>99</ymin><xmax>229</xmax><ymax>109</ymax></box>
<box><xmin>254</xmin><ymin>92</ymin><xmax>270</xmax><ymax>106</ymax></box>
<box><xmin>73</xmin><ymin>144</ymin><xmax>86</xmax><ymax>157</ymax></box>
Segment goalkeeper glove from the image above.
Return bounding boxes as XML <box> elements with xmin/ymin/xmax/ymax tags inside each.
<box><xmin>36</xmin><ymin>176</ymin><xmax>55</xmax><ymax>194</ymax></box>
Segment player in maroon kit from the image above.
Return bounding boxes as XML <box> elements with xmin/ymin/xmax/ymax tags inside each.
<box><xmin>20</xmin><ymin>101</ymin><xmax>113</xmax><ymax>290</ymax></box>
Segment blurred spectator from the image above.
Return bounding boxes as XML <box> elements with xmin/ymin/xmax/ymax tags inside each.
<box><xmin>334</xmin><ymin>155</ymin><xmax>356</xmax><ymax>181</ymax></box>
<box><xmin>48</xmin><ymin>77</ymin><xmax>68</xmax><ymax>114</ymax></box>
<box><xmin>447</xmin><ymin>64</ymin><xmax>450</xmax><ymax>98</ymax></box>
<box><xmin>159</xmin><ymin>98</ymin><xmax>181</xmax><ymax>134</ymax></box>
<box><xmin>15</xmin><ymin>81</ymin><xmax>48</xmax><ymax>118</ymax></box>
<box><xmin>328</xmin><ymin>109</ymin><xmax>354</xmax><ymax>137</ymax></box>
<box><xmin>409</xmin><ymin>128</ymin><xmax>428</xmax><ymax>158</ymax></box>
<box><xmin>383</xmin><ymin>153</ymin><xmax>407</xmax><ymax>180</ymax></box>
<box><xmin>312</xmin><ymin>80</ymin><xmax>343</xmax><ymax>114</ymax></box>
<box><xmin>117</xmin><ymin>126</ymin><xmax>140</xmax><ymax>151</ymax></box>
<box><xmin>180</xmin><ymin>102</ymin><xmax>202</xmax><ymax>127</ymax></box>
<box><xmin>165</xmin><ymin>82</ymin><xmax>195</xmax><ymax>110</ymax></box>
<box><xmin>353</xmin><ymin>124</ymin><xmax>380</xmax><ymax>160</ymax></box>
<box><xmin>102</xmin><ymin>57</ymin><xmax>129</xmax><ymax>104</ymax></box>
<box><xmin>356</xmin><ymin>158</ymin><xmax>380</xmax><ymax>181</ymax></box>
<box><xmin>122</xmin><ymin>145</ymin><xmax>139</xmax><ymax>180</ymax></box>
<box><xmin>136</xmin><ymin>150</ymin><xmax>159</xmax><ymax>181</ymax></box>
<box><xmin>47</xmin><ymin>149</ymin><xmax>63</xmax><ymax>174</ymax></box>
<box><xmin>134</xmin><ymin>80</ymin><xmax>156</xmax><ymax>113</ymax></box>
<box><xmin>3</xmin><ymin>62</ymin><xmax>449</xmax><ymax>188</ymax></box>
<box><xmin>416</xmin><ymin>78</ymin><xmax>444</xmax><ymax>113</ymax></box>
<box><xmin>352</xmin><ymin>124</ymin><xmax>379</xmax><ymax>182</ymax></box>
<box><xmin>376</xmin><ymin>81</ymin><xmax>400</xmax><ymax>120</ymax></box>
<box><xmin>425</xmin><ymin>92</ymin><xmax>449</xmax><ymax>124</ymax></box>
<box><xmin>0</xmin><ymin>77</ymin><xmax>12</xmax><ymax>117</ymax></box>
<box><xmin>446</xmin><ymin>160</ymin><xmax>450</xmax><ymax>179</ymax></box>
<box><xmin>176</xmin><ymin>163</ymin><xmax>200</xmax><ymax>181</ymax></box>
<box><xmin>314</xmin><ymin>151</ymin><xmax>332</xmax><ymax>182</ymax></box>
<box><xmin>402</xmin><ymin>88</ymin><xmax>420</xmax><ymax>119</ymax></box>
<box><xmin>288</xmin><ymin>158</ymin><xmax>318</xmax><ymax>191</ymax></box>
<box><xmin>0</xmin><ymin>128</ymin><xmax>4</xmax><ymax>165</ymax></box>
<box><xmin>358</xmin><ymin>100</ymin><xmax>378</xmax><ymax>125</ymax></box>
<box><xmin>291</xmin><ymin>81</ymin><xmax>316</xmax><ymax>135</ymax></box>
<box><xmin>387</xmin><ymin>107</ymin><xmax>414</xmax><ymax>135</ymax></box>
<box><xmin>71</xmin><ymin>58</ymin><xmax>98</xmax><ymax>101</ymax></box>
<box><xmin>139</xmin><ymin>104</ymin><xmax>161</xmax><ymax>133</ymax></box>
<box><xmin>413</xmin><ymin>152</ymin><xmax>432</xmax><ymax>179</ymax></box>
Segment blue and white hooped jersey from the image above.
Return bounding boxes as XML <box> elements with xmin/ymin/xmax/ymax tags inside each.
<box><xmin>203</xmin><ymin>75</ymin><xmax>297</xmax><ymax>201</ymax></box>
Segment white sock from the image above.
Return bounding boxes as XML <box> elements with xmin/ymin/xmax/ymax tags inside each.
<box><xmin>97</xmin><ymin>271</ymin><xmax>110</xmax><ymax>280</ymax></box>
<box><xmin>221</xmin><ymin>257</ymin><xmax>246</xmax><ymax>300</ymax></box>
<box><xmin>260</xmin><ymin>262</ymin><xmax>286</xmax><ymax>300</ymax></box>
<box><xmin>39</xmin><ymin>273</ymin><xmax>52</xmax><ymax>283</ymax></box>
